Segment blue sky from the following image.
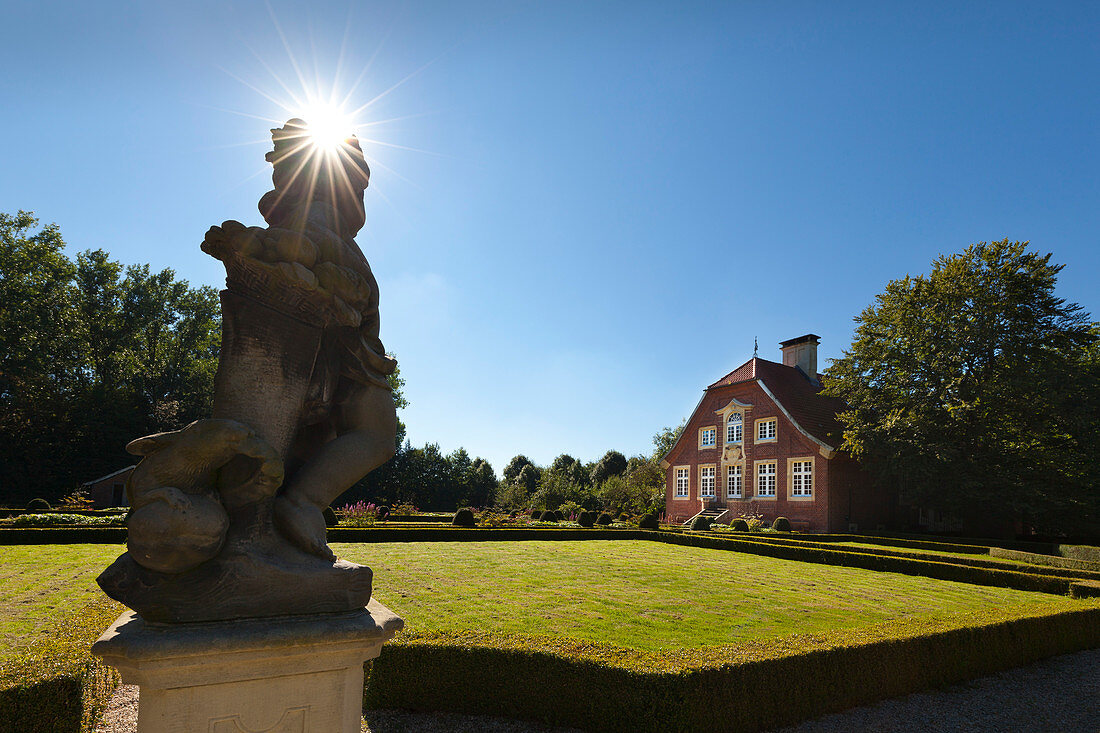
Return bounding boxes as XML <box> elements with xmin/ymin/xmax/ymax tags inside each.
<box><xmin>3</xmin><ymin>1</ymin><xmax>1097</xmax><ymax>473</ymax></box>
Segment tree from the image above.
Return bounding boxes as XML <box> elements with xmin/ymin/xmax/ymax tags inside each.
<box><xmin>824</xmin><ymin>239</ymin><xmax>1100</xmax><ymax>533</ymax></box>
<box><xmin>387</xmin><ymin>358</ymin><xmax>408</xmax><ymax>448</ymax></box>
<box><xmin>589</xmin><ymin>450</ymin><xmax>627</xmax><ymax>485</ymax></box>
<box><xmin>502</xmin><ymin>455</ymin><xmax>533</xmax><ymax>484</ymax></box>
<box><xmin>653</xmin><ymin>419</ymin><xmax>686</xmax><ymax>459</ymax></box>
<box><xmin>0</xmin><ymin>212</ymin><xmax>223</xmax><ymax>502</ymax></box>
<box><xmin>515</xmin><ymin>464</ymin><xmax>541</xmax><ymax>493</ymax></box>
<box><xmin>466</xmin><ymin>458</ymin><xmax>497</xmax><ymax>508</ymax></box>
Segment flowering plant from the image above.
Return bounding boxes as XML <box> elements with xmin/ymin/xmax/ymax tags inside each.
<box><xmin>340</xmin><ymin>500</ymin><xmax>379</xmax><ymax>527</ymax></box>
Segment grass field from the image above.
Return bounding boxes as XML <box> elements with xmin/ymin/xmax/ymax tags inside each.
<box><xmin>0</xmin><ymin>544</ymin><xmax>124</xmax><ymax>663</ymax></box>
<box><xmin>340</xmin><ymin>540</ymin><xmax>1079</xmax><ymax>651</ymax></box>
<box><xmin>0</xmin><ymin>540</ymin><xmax>1081</xmax><ymax>661</ymax></box>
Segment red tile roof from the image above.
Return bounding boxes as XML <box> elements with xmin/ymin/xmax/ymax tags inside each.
<box><xmin>707</xmin><ymin>357</ymin><xmax>846</xmax><ymax>447</ymax></box>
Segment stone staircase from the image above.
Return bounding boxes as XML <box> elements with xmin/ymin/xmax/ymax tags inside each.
<box><xmin>684</xmin><ymin>507</ymin><xmax>728</xmax><ymax>527</ymax></box>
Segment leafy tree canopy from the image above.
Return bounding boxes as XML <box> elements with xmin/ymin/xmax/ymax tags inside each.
<box><xmin>652</xmin><ymin>419</ymin><xmax>686</xmax><ymax>459</ymax></box>
<box><xmin>590</xmin><ymin>449</ymin><xmax>627</xmax><ymax>485</ymax></box>
<box><xmin>824</xmin><ymin>239</ymin><xmax>1099</xmax><ymax>533</ymax></box>
<box><xmin>0</xmin><ymin>211</ymin><xmax>221</xmax><ymax>502</ymax></box>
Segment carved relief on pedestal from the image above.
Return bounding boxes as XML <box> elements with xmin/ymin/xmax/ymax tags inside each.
<box><xmin>209</xmin><ymin>707</ymin><xmax>309</xmax><ymax>733</ymax></box>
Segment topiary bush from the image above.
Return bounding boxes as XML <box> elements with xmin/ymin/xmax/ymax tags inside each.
<box><xmin>322</xmin><ymin>506</ymin><xmax>338</xmax><ymax>528</ymax></box>
<box><xmin>577</xmin><ymin>511</ymin><xmax>596</xmax><ymax>528</ymax></box>
<box><xmin>25</xmin><ymin>498</ymin><xmax>51</xmax><ymax>512</ymax></box>
<box><xmin>688</xmin><ymin>515</ymin><xmax>711</xmax><ymax>531</ymax></box>
<box><xmin>619</xmin><ymin>513</ymin><xmax>629</xmax><ymax>522</ymax></box>
<box><xmin>638</xmin><ymin>514</ymin><xmax>659</xmax><ymax>530</ymax></box>
<box><xmin>773</xmin><ymin>516</ymin><xmax>792</xmax><ymax>532</ymax></box>
<box><xmin>530</xmin><ymin>510</ymin><xmax>543</xmax><ymax>521</ymax></box>
<box><xmin>731</xmin><ymin>519</ymin><xmax>749</xmax><ymax>531</ymax></box>
<box><xmin>596</xmin><ymin>512</ymin><xmax>614</xmax><ymax>526</ymax></box>
<box><xmin>452</xmin><ymin>508</ymin><xmax>476</xmax><ymax>527</ymax></box>
<box><xmin>541</xmin><ymin>511</ymin><xmax>560</xmax><ymax>523</ymax></box>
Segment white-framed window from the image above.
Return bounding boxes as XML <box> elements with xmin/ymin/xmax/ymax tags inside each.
<box><xmin>727</xmin><ymin>464</ymin><xmax>742</xmax><ymax>499</ymax></box>
<box><xmin>756</xmin><ymin>461</ymin><xmax>777</xmax><ymax>497</ymax></box>
<box><xmin>726</xmin><ymin>413</ymin><xmax>743</xmax><ymax>444</ymax></box>
<box><xmin>699</xmin><ymin>427</ymin><xmax>717</xmax><ymax>449</ymax></box>
<box><xmin>700</xmin><ymin>465</ymin><xmax>716</xmax><ymax>497</ymax></box>
<box><xmin>756</xmin><ymin>418</ymin><xmax>777</xmax><ymax>442</ymax></box>
<box><xmin>791</xmin><ymin>460</ymin><xmax>813</xmax><ymax>497</ymax></box>
<box><xmin>674</xmin><ymin>467</ymin><xmax>689</xmax><ymax>498</ymax></box>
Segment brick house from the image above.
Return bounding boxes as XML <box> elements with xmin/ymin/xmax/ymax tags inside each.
<box><xmin>660</xmin><ymin>335</ymin><xmax>899</xmax><ymax>531</ymax></box>
<box><xmin>80</xmin><ymin>465</ymin><xmax>135</xmax><ymax>508</ymax></box>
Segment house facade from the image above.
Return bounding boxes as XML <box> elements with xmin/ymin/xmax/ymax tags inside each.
<box><xmin>661</xmin><ymin>335</ymin><xmax>898</xmax><ymax>532</ymax></box>
<box><xmin>81</xmin><ymin>465</ymin><xmax>135</xmax><ymax>508</ymax></box>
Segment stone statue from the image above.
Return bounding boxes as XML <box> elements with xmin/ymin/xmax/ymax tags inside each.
<box><xmin>97</xmin><ymin>120</ymin><xmax>398</xmax><ymax>623</ymax></box>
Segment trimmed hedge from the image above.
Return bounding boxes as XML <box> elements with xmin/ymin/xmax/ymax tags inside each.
<box><xmin>578</xmin><ymin>511</ymin><xmax>596</xmax><ymax>528</ymax></box>
<box><xmin>990</xmin><ymin>547</ymin><xmax>1100</xmax><ymax>572</ymax></box>
<box><xmin>1060</xmin><ymin>544</ymin><xmax>1100</xmax><ymax>564</ymax></box>
<box><xmin>638</xmin><ymin>514</ymin><xmax>659</xmax><ymax>530</ymax></box>
<box><xmin>0</xmin><ymin>528</ymin><xmax>126</xmax><ymax>544</ymax></box>
<box><xmin>451</xmin><ymin>509</ymin><xmax>476</xmax><ymax>527</ymax></box>
<box><xmin>366</xmin><ymin>603</ymin><xmax>1100</xmax><ymax>732</ymax></box>
<box><xmin>710</xmin><ymin>532</ymin><xmax>1100</xmax><ymax>583</ymax></box>
<box><xmin>596</xmin><ymin>512</ymin><xmax>614</xmax><ymax>526</ymax></box>
<box><xmin>653</xmin><ymin>532</ymin><xmax>1077</xmax><ymax>595</ymax></box>
<box><xmin>772</xmin><ymin>517</ymin><xmax>792</xmax><ymax>532</ymax></box>
<box><xmin>687</xmin><ymin>515</ymin><xmax>711</xmax><ymax>531</ymax></box>
<box><xmin>1070</xmin><ymin>581</ymin><xmax>1100</xmax><ymax>599</ymax></box>
<box><xmin>0</xmin><ymin>597</ymin><xmax>123</xmax><ymax>733</ymax></box>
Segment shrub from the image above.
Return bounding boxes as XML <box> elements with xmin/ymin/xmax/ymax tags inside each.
<box><xmin>731</xmin><ymin>519</ymin><xmax>750</xmax><ymax>531</ymax></box>
<box><xmin>322</xmin><ymin>506</ymin><xmax>338</xmax><ymax>528</ymax></box>
<box><xmin>596</xmin><ymin>512</ymin><xmax>614</xmax><ymax>526</ymax></box>
<box><xmin>9</xmin><ymin>514</ymin><xmax>120</xmax><ymax>527</ymax></box>
<box><xmin>541</xmin><ymin>511</ymin><xmax>559</xmax><ymax>524</ymax></box>
<box><xmin>452</xmin><ymin>508</ymin><xmax>476</xmax><ymax>527</ymax></box>
<box><xmin>687</xmin><ymin>515</ymin><xmax>711</xmax><ymax>531</ymax></box>
<box><xmin>25</xmin><ymin>498</ymin><xmax>51</xmax><ymax>512</ymax></box>
<box><xmin>618</xmin><ymin>513</ymin><xmax>629</xmax><ymax>522</ymax></box>
<box><xmin>0</xmin><ymin>596</ymin><xmax>123</xmax><ymax>733</ymax></box>
<box><xmin>577</xmin><ymin>511</ymin><xmax>596</xmax><ymax>528</ymax></box>
<box><xmin>365</xmin><ymin>606</ymin><xmax>1100</xmax><ymax>733</ymax></box>
<box><xmin>638</xmin><ymin>514</ymin><xmax>659</xmax><ymax>530</ymax></box>
<box><xmin>773</xmin><ymin>516</ymin><xmax>792</xmax><ymax>532</ymax></box>
<box><xmin>530</xmin><ymin>510</ymin><xmax>543</xmax><ymax>521</ymax></box>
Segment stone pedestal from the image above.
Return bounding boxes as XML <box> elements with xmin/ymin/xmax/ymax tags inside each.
<box><xmin>92</xmin><ymin>600</ymin><xmax>403</xmax><ymax>733</ymax></box>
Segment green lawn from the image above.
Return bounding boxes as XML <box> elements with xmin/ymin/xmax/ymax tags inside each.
<box><xmin>0</xmin><ymin>540</ymin><xmax>1081</xmax><ymax>661</ymax></box>
<box><xmin>0</xmin><ymin>544</ymin><xmax>124</xmax><ymax>662</ymax></box>
<box><xmin>340</xmin><ymin>540</ymin><xmax>1078</xmax><ymax>651</ymax></box>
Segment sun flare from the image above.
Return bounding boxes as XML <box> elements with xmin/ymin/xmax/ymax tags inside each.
<box><xmin>299</xmin><ymin>103</ymin><xmax>355</xmax><ymax>151</ymax></box>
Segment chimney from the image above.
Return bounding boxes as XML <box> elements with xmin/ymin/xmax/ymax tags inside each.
<box><xmin>779</xmin><ymin>334</ymin><xmax>820</xmax><ymax>380</ymax></box>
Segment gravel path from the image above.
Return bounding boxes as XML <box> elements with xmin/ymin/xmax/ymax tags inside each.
<box><xmin>96</xmin><ymin>649</ymin><xmax>1100</xmax><ymax>733</ymax></box>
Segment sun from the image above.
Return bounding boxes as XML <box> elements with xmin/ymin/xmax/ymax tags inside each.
<box><xmin>299</xmin><ymin>102</ymin><xmax>355</xmax><ymax>151</ymax></box>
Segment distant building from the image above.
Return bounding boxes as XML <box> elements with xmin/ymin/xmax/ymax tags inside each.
<box><xmin>660</xmin><ymin>335</ymin><xmax>900</xmax><ymax>531</ymax></box>
<box><xmin>81</xmin><ymin>465</ymin><xmax>135</xmax><ymax>508</ymax></box>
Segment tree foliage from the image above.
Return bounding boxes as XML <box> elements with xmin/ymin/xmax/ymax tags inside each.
<box><xmin>824</xmin><ymin>240</ymin><xmax>1100</xmax><ymax>533</ymax></box>
<box><xmin>589</xmin><ymin>449</ymin><xmax>628</xmax><ymax>485</ymax></box>
<box><xmin>0</xmin><ymin>211</ymin><xmax>221</xmax><ymax>503</ymax></box>
<box><xmin>652</xmin><ymin>419</ymin><xmax>686</xmax><ymax>458</ymax></box>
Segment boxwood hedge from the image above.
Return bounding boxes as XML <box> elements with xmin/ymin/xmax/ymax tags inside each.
<box><xmin>366</xmin><ymin>603</ymin><xmax>1100</xmax><ymax>732</ymax></box>
<box><xmin>0</xmin><ymin>597</ymin><xmax>123</xmax><ymax>733</ymax></box>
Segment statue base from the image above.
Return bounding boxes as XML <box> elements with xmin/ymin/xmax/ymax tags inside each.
<box><xmin>91</xmin><ymin>600</ymin><xmax>403</xmax><ymax>733</ymax></box>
